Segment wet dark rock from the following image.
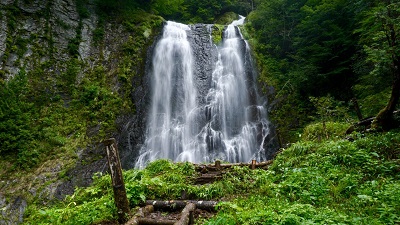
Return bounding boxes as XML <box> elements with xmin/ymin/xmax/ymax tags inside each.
<box><xmin>0</xmin><ymin>195</ymin><xmax>27</xmax><ymax>225</ymax></box>
<box><xmin>188</xmin><ymin>24</ymin><xmax>218</xmax><ymax>105</ymax></box>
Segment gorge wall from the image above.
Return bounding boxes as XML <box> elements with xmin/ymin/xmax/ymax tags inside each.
<box><xmin>0</xmin><ymin>0</ymin><xmax>161</xmax><ymax>223</ymax></box>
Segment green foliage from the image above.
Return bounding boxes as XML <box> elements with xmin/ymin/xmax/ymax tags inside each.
<box><xmin>302</xmin><ymin>122</ymin><xmax>349</xmax><ymax>141</ymax></box>
<box><xmin>70</xmin><ymin>65</ymin><xmax>124</xmax><ymax>135</ymax></box>
<box><xmin>182</xmin><ymin>0</ymin><xmax>226</xmax><ymax>23</ymax></box>
<box><xmin>214</xmin><ymin>12</ymin><xmax>238</xmax><ymax>25</ymax></box>
<box><xmin>26</xmin><ymin>132</ymin><xmax>400</xmax><ymax>224</ymax></box>
<box><xmin>211</xmin><ymin>131</ymin><xmax>400</xmax><ymax>224</ymax></box>
<box><xmin>151</xmin><ymin>0</ymin><xmax>185</xmax><ymax>20</ymax></box>
<box><xmin>25</xmin><ymin>131</ymin><xmax>400</xmax><ymax>224</ymax></box>
<box><xmin>14</xmin><ymin>37</ymin><xmax>29</xmax><ymax>57</ymax></box>
<box><xmin>353</xmin><ymin>0</ymin><xmax>400</xmax><ymax>121</ymax></box>
<box><xmin>68</xmin><ymin>19</ymin><xmax>83</xmax><ymax>58</ymax></box>
<box><xmin>309</xmin><ymin>95</ymin><xmax>353</xmax><ymax>122</ymax></box>
<box><xmin>58</xmin><ymin>58</ymin><xmax>81</xmax><ymax>93</ymax></box>
<box><xmin>247</xmin><ymin>0</ymin><xmax>399</xmax><ymax>132</ymax></box>
<box><xmin>211</xmin><ymin>25</ymin><xmax>224</xmax><ymax>44</ymax></box>
<box><xmin>356</xmin><ymin>0</ymin><xmax>400</xmax><ymax>79</ymax></box>
<box><xmin>24</xmin><ymin>173</ymin><xmax>116</xmax><ymax>225</ymax></box>
<box><xmin>76</xmin><ymin>0</ymin><xmax>90</xmax><ymax>19</ymax></box>
<box><xmin>92</xmin><ymin>27</ymin><xmax>105</xmax><ymax>45</ymax></box>
<box><xmin>352</xmin><ymin>86</ymin><xmax>390</xmax><ymax>118</ymax></box>
<box><xmin>67</xmin><ymin>37</ymin><xmax>80</xmax><ymax>57</ymax></box>
<box><xmin>94</xmin><ymin>0</ymin><xmax>250</xmax><ymax>24</ymax></box>
<box><xmin>0</xmin><ymin>71</ymin><xmax>38</xmax><ymax>167</ymax></box>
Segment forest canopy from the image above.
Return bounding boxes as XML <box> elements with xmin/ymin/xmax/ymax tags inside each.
<box><xmin>245</xmin><ymin>0</ymin><xmax>400</xmax><ymax>139</ymax></box>
<box><xmin>95</xmin><ymin>0</ymin><xmax>254</xmax><ymax>23</ymax></box>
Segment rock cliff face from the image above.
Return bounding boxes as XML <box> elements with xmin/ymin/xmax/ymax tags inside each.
<box><xmin>0</xmin><ymin>0</ymin><xmax>159</xmax><ymax>224</ymax></box>
<box><xmin>1</xmin><ymin>0</ymin><xmax>78</xmax><ymax>76</ymax></box>
<box><xmin>0</xmin><ymin>2</ymin><xmax>275</xmax><ymax>223</ymax></box>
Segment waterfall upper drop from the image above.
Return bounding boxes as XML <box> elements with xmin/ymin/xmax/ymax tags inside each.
<box><xmin>135</xmin><ymin>17</ymin><xmax>274</xmax><ymax>168</ymax></box>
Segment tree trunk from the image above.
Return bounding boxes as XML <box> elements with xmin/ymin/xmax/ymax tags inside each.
<box><xmin>372</xmin><ymin>78</ymin><xmax>400</xmax><ymax>130</ymax></box>
<box><xmin>137</xmin><ymin>219</ymin><xmax>176</xmax><ymax>225</ymax></box>
<box><xmin>372</xmin><ymin>51</ymin><xmax>400</xmax><ymax>130</ymax></box>
<box><xmin>145</xmin><ymin>200</ymin><xmax>218</xmax><ymax>211</ymax></box>
<box><xmin>196</xmin><ymin>172</ymin><xmax>223</xmax><ymax>184</ymax></box>
<box><xmin>351</xmin><ymin>98</ymin><xmax>363</xmax><ymax>121</ymax></box>
<box><xmin>372</xmin><ymin>3</ymin><xmax>400</xmax><ymax>131</ymax></box>
<box><xmin>194</xmin><ymin>160</ymin><xmax>273</xmax><ymax>171</ymax></box>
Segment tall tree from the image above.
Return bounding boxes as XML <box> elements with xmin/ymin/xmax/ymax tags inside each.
<box><xmin>359</xmin><ymin>0</ymin><xmax>400</xmax><ymax>130</ymax></box>
<box><xmin>0</xmin><ymin>71</ymin><xmax>34</xmax><ymax>156</ymax></box>
<box><xmin>292</xmin><ymin>0</ymin><xmax>358</xmax><ymax>99</ymax></box>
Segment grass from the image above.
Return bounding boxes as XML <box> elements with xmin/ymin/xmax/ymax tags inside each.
<box><xmin>207</xmin><ymin>129</ymin><xmax>400</xmax><ymax>225</ymax></box>
<box><xmin>22</xmin><ymin>126</ymin><xmax>400</xmax><ymax>224</ymax></box>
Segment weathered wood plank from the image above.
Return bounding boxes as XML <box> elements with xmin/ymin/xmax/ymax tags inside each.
<box><xmin>104</xmin><ymin>138</ymin><xmax>130</xmax><ymax>223</ymax></box>
<box><xmin>174</xmin><ymin>203</ymin><xmax>196</xmax><ymax>225</ymax></box>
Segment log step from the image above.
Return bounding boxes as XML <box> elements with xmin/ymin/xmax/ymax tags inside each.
<box><xmin>145</xmin><ymin>200</ymin><xmax>218</xmax><ymax>211</ymax></box>
<box><xmin>126</xmin><ymin>202</ymin><xmax>201</xmax><ymax>225</ymax></box>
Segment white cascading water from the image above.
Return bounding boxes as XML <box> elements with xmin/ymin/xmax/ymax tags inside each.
<box><xmin>135</xmin><ymin>16</ymin><xmax>271</xmax><ymax>168</ymax></box>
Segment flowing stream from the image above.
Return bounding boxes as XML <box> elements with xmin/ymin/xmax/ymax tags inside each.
<box><xmin>135</xmin><ymin>17</ymin><xmax>273</xmax><ymax>168</ymax></box>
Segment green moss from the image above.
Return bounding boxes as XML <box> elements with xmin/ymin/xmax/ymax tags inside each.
<box><xmin>55</xmin><ymin>18</ymin><xmax>71</xmax><ymax>30</ymax></box>
<box><xmin>211</xmin><ymin>24</ymin><xmax>224</xmax><ymax>44</ymax></box>
<box><xmin>15</xmin><ymin>37</ymin><xmax>29</xmax><ymax>57</ymax></box>
<box><xmin>0</xmin><ymin>70</ymin><xmax>5</xmax><ymax>80</ymax></box>
<box><xmin>92</xmin><ymin>27</ymin><xmax>105</xmax><ymax>45</ymax></box>
<box><xmin>76</xmin><ymin>0</ymin><xmax>90</xmax><ymax>19</ymax></box>
<box><xmin>68</xmin><ymin>20</ymin><xmax>83</xmax><ymax>57</ymax></box>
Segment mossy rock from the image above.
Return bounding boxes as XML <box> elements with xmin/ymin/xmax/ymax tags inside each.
<box><xmin>211</xmin><ymin>24</ymin><xmax>224</xmax><ymax>44</ymax></box>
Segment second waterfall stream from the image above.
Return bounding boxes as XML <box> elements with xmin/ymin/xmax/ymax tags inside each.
<box><xmin>135</xmin><ymin>16</ymin><xmax>274</xmax><ymax>168</ymax></box>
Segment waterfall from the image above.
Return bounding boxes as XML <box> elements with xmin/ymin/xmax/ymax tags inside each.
<box><xmin>135</xmin><ymin>16</ymin><xmax>273</xmax><ymax>168</ymax></box>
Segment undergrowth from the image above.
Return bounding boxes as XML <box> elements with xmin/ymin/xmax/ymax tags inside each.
<box><xmin>207</xmin><ymin>129</ymin><xmax>400</xmax><ymax>225</ymax></box>
<box><xmin>23</xmin><ymin>128</ymin><xmax>400</xmax><ymax>224</ymax></box>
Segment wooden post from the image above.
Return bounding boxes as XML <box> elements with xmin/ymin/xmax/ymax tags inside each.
<box><xmin>103</xmin><ymin>138</ymin><xmax>130</xmax><ymax>223</ymax></box>
<box><xmin>251</xmin><ymin>160</ymin><xmax>256</xmax><ymax>170</ymax></box>
<box><xmin>215</xmin><ymin>160</ymin><xmax>221</xmax><ymax>170</ymax></box>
